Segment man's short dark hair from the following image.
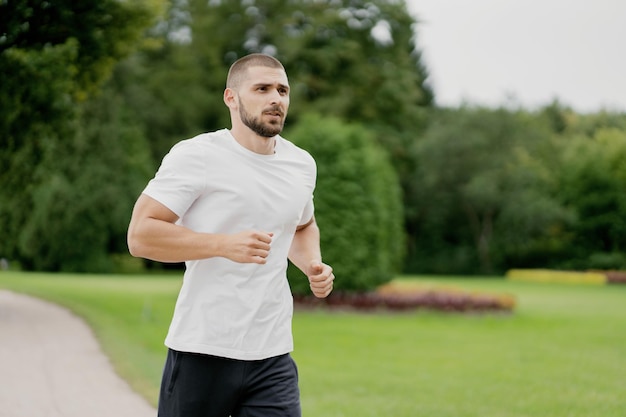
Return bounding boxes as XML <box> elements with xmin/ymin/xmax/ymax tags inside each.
<box><xmin>226</xmin><ymin>54</ymin><xmax>285</xmax><ymax>89</ymax></box>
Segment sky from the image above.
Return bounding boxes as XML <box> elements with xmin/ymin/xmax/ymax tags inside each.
<box><xmin>404</xmin><ymin>0</ymin><xmax>626</xmax><ymax>113</ymax></box>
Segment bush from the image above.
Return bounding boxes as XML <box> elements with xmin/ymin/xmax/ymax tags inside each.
<box><xmin>286</xmin><ymin>114</ymin><xmax>405</xmax><ymax>294</ymax></box>
<box><xmin>506</xmin><ymin>269</ymin><xmax>606</xmax><ymax>285</ymax></box>
<box><xmin>14</xmin><ymin>91</ymin><xmax>154</xmax><ymax>272</ymax></box>
<box><xmin>506</xmin><ymin>268</ymin><xmax>626</xmax><ymax>285</ymax></box>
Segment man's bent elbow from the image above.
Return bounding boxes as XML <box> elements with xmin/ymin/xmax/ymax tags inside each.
<box><xmin>127</xmin><ymin>231</ymin><xmax>146</xmax><ymax>258</ymax></box>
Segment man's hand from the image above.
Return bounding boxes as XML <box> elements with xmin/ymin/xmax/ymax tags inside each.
<box><xmin>220</xmin><ymin>231</ymin><xmax>273</xmax><ymax>264</ymax></box>
<box><xmin>306</xmin><ymin>261</ymin><xmax>334</xmax><ymax>298</ymax></box>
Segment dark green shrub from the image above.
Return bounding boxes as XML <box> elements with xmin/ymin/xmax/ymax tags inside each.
<box><xmin>15</xmin><ymin>91</ymin><xmax>154</xmax><ymax>272</ymax></box>
<box><xmin>286</xmin><ymin>114</ymin><xmax>404</xmax><ymax>294</ymax></box>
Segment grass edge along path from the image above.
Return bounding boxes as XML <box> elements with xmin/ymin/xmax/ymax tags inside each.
<box><xmin>1</xmin><ymin>271</ymin><xmax>625</xmax><ymax>416</ymax></box>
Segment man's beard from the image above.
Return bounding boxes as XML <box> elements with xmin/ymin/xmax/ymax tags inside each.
<box><xmin>239</xmin><ymin>99</ymin><xmax>285</xmax><ymax>138</ymax></box>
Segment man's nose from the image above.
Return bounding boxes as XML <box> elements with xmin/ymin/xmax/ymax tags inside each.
<box><xmin>268</xmin><ymin>88</ymin><xmax>282</xmax><ymax>103</ymax></box>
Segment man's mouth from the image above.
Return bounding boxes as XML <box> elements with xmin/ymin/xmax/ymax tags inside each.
<box><xmin>264</xmin><ymin>107</ymin><xmax>284</xmax><ymax>118</ymax></box>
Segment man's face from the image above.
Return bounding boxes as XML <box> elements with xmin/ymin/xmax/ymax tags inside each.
<box><xmin>236</xmin><ymin>66</ymin><xmax>290</xmax><ymax>137</ymax></box>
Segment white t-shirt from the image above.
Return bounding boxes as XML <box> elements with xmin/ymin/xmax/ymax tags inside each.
<box><xmin>143</xmin><ymin>129</ymin><xmax>316</xmax><ymax>360</ymax></box>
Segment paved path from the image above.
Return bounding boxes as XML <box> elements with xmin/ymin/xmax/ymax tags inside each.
<box><xmin>0</xmin><ymin>290</ymin><xmax>157</xmax><ymax>417</ymax></box>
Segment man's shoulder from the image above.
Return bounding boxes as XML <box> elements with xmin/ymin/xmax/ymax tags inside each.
<box><xmin>175</xmin><ymin>129</ymin><xmax>229</xmax><ymax>147</ymax></box>
<box><xmin>277</xmin><ymin>136</ymin><xmax>315</xmax><ymax>163</ymax></box>
<box><xmin>167</xmin><ymin>129</ymin><xmax>231</xmax><ymax>155</ymax></box>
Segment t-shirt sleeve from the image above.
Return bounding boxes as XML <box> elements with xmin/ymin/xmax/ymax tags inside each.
<box><xmin>298</xmin><ymin>197</ymin><xmax>315</xmax><ymax>227</ymax></box>
<box><xmin>298</xmin><ymin>154</ymin><xmax>316</xmax><ymax>227</ymax></box>
<box><xmin>143</xmin><ymin>140</ymin><xmax>206</xmax><ymax>218</ymax></box>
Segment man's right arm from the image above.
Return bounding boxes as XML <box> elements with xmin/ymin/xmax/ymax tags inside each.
<box><xmin>127</xmin><ymin>194</ymin><xmax>272</xmax><ymax>264</ymax></box>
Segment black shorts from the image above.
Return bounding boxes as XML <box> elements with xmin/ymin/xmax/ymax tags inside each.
<box><xmin>157</xmin><ymin>349</ymin><xmax>301</xmax><ymax>417</ymax></box>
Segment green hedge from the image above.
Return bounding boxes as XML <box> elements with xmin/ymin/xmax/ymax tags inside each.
<box><xmin>286</xmin><ymin>114</ymin><xmax>405</xmax><ymax>294</ymax></box>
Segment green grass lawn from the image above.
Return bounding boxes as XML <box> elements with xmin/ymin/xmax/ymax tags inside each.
<box><xmin>1</xmin><ymin>271</ymin><xmax>625</xmax><ymax>416</ymax></box>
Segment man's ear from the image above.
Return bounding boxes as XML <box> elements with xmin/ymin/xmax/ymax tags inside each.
<box><xmin>223</xmin><ymin>88</ymin><xmax>237</xmax><ymax>110</ymax></box>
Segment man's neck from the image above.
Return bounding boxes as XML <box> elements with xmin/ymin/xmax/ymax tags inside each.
<box><xmin>229</xmin><ymin>126</ymin><xmax>276</xmax><ymax>155</ymax></box>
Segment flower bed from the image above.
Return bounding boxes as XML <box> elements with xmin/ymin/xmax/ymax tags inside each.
<box><xmin>293</xmin><ymin>282</ymin><xmax>515</xmax><ymax>313</ymax></box>
<box><xmin>506</xmin><ymin>269</ymin><xmax>626</xmax><ymax>285</ymax></box>
<box><xmin>506</xmin><ymin>269</ymin><xmax>606</xmax><ymax>285</ymax></box>
<box><xmin>592</xmin><ymin>270</ymin><xmax>626</xmax><ymax>284</ymax></box>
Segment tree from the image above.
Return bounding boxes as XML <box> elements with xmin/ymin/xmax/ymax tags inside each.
<box><xmin>286</xmin><ymin>114</ymin><xmax>404</xmax><ymax>293</ymax></box>
<box><xmin>554</xmin><ymin>127</ymin><xmax>626</xmax><ymax>269</ymax></box>
<box><xmin>0</xmin><ymin>0</ymin><xmax>164</xmax><ymax>269</ymax></box>
<box><xmin>126</xmin><ymin>0</ymin><xmax>432</xmax><ymax>152</ymax></box>
<box><xmin>15</xmin><ymin>88</ymin><xmax>155</xmax><ymax>272</ymax></box>
<box><xmin>409</xmin><ymin>106</ymin><xmax>572</xmax><ymax>274</ymax></box>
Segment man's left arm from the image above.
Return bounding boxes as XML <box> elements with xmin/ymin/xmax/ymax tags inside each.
<box><xmin>288</xmin><ymin>217</ymin><xmax>334</xmax><ymax>298</ymax></box>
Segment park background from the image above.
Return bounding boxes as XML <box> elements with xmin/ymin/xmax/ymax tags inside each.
<box><xmin>3</xmin><ymin>0</ymin><xmax>626</xmax><ymax>281</ymax></box>
<box><xmin>1</xmin><ymin>1</ymin><xmax>626</xmax><ymax>416</ymax></box>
